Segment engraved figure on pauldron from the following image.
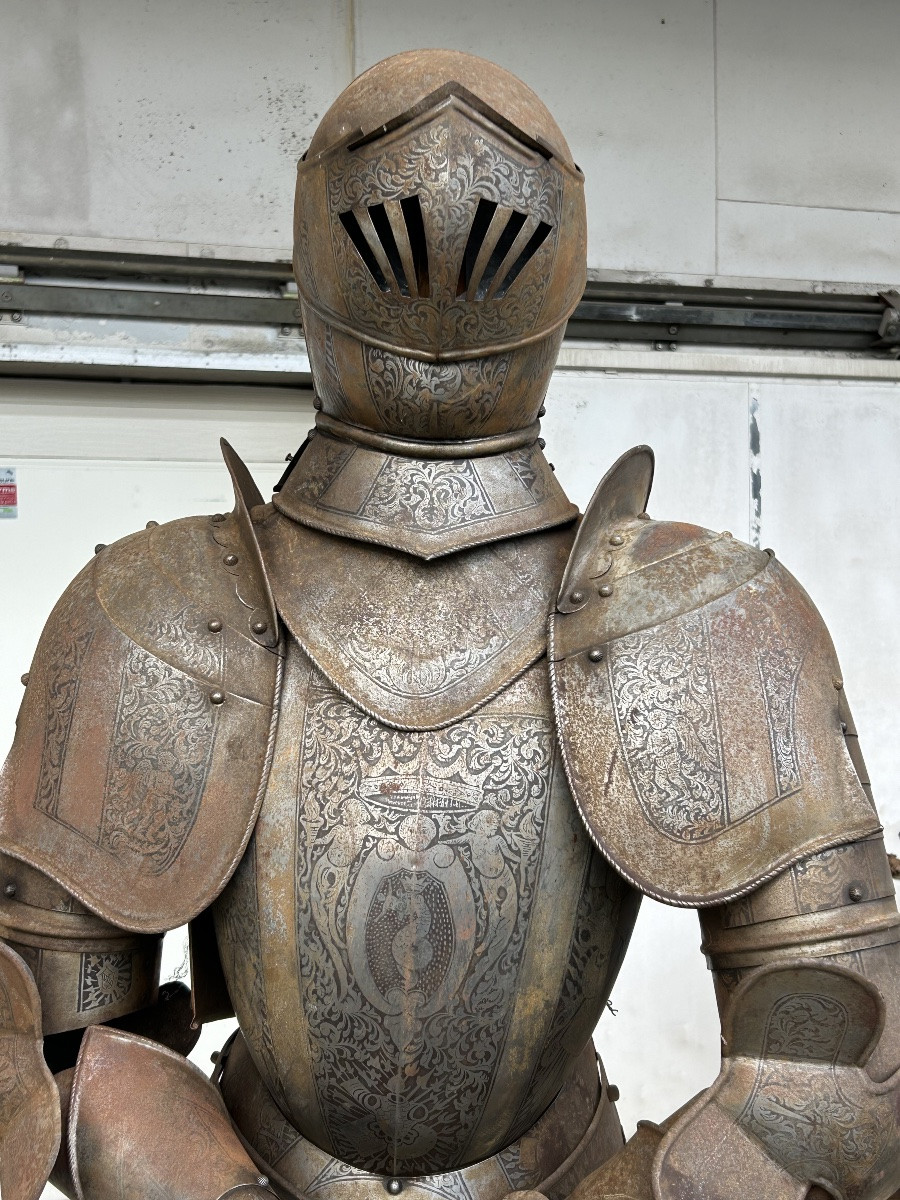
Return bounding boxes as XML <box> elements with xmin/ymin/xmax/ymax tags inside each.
<box><xmin>1</xmin><ymin>47</ymin><xmax>899</xmax><ymax>1200</ymax></box>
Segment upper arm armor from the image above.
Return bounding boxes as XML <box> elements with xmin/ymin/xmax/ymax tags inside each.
<box><xmin>0</xmin><ymin>443</ymin><xmax>281</xmax><ymax>933</ymax></box>
<box><xmin>549</xmin><ymin>446</ymin><xmax>880</xmax><ymax>907</ymax></box>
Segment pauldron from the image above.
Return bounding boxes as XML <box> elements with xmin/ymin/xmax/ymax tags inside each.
<box><xmin>549</xmin><ymin>446</ymin><xmax>880</xmax><ymax>906</ymax></box>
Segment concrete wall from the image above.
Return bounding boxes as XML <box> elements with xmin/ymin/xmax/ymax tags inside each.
<box><xmin>2</xmin><ymin>0</ymin><xmax>898</xmax><ymax>288</ymax></box>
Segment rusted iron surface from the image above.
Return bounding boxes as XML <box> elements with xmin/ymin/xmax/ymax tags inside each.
<box><xmin>0</xmin><ymin>506</ymin><xmax>281</xmax><ymax>933</ymax></box>
<box><xmin>219</xmin><ymin>1033</ymin><xmax>624</xmax><ymax>1200</ymax></box>
<box><xmin>549</xmin><ymin>449</ymin><xmax>880</xmax><ymax>907</ymax></box>
<box><xmin>257</xmin><ymin>505</ymin><xmax>574</xmax><ymax>729</ymax></box>
<box><xmin>273</xmin><ymin>426</ymin><xmax>576</xmax><ymax>560</ymax></box>
<box><xmin>0</xmin><ymin>941</ymin><xmax>60</xmax><ymax>1200</ymax></box>
<box><xmin>68</xmin><ymin>1025</ymin><xmax>277</xmax><ymax>1200</ymax></box>
<box><xmin>214</xmin><ymin>642</ymin><xmax>639</xmax><ymax>1176</ymax></box>
<box><xmin>656</xmin><ymin>964</ymin><xmax>900</xmax><ymax>1200</ymax></box>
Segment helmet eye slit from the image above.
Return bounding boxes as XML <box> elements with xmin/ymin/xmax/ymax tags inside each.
<box><xmin>457</xmin><ymin>198</ymin><xmax>499</xmax><ymax>298</ymax></box>
<box><xmin>475</xmin><ymin>210</ymin><xmax>528</xmax><ymax>300</ymax></box>
<box><xmin>400</xmin><ymin>195</ymin><xmax>430</xmax><ymax>299</ymax></box>
<box><xmin>368</xmin><ymin>203</ymin><xmax>411</xmax><ymax>296</ymax></box>
<box><xmin>339</xmin><ymin>209</ymin><xmax>391</xmax><ymax>292</ymax></box>
<box><xmin>494</xmin><ymin>220</ymin><xmax>553</xmax><ymax>298</ymax></box>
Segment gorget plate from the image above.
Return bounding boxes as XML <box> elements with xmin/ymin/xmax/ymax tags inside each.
<box><xmin>255</xmin><ymin>509</ymin><xmax>574</xmax><ymax>730</ymax></box>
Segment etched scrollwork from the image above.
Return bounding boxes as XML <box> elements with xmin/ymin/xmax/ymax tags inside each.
<box><xmin>739</xmin><ymin>992</ymin><xmax>891</xmax><ymax>1190</ymax></box>
<box><xmin>77</xmin><ymin>951</ymin><xmax>133</xmax><ymax>1013</ymax></box>
<box><xmin>35</xmin><ymin>609</ymin><xmax>95</xmax><ymax>819</ymax></box>
<box><xmin>327</xmin><ymin>114</ymin><xmax>561</xmax><ymax>351</ymax></box>
<box><xmin>757</xmin><ymin>644</ymin><xmax>803</xmax><ymax>798</ymax></box>
<box><xmin>357</xmin><ymin>459</ymin><xmax>494</xmax><ymax>532</ymax></box>
<box><xmin>292</xmin><ymin>671</ymin><xmax>553</xmax><ymax>1174</ymax></box>
<box><xmin>610</xmin><ymin>614</ymin><xmax>728</xmax><ymax>842</ymax></box>
<box><xmin>364</xmin><ymin>347</ymin><xmax>510</xmax><ymax>438</ymax></box>
<box><xmin>99</xmin><ymin>645</ymin><xmax>217</xmax><ymax>872</ymax></box>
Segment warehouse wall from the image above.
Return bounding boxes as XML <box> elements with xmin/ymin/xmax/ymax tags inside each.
<box><xmin>2</xmin><ymin>0</ymin><xmax>898</xmax><ymax>287</ymax></box>
<box><xmin>1</xmin><ymin>0</ymin><xmax>899</xmax><ymax>1186</ymax></box>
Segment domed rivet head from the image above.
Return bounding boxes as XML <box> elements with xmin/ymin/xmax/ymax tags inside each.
<box><xmin>210</xmin><ymin>1050</ymin><xmax>220</xmax><ymax>1063</ymax></box>
<box><xmin>588</xmin><ymin>648</ymin><xmax>604</xmax><ymax>663</ymax></box>
<box><xmin>609</xmin><ymin>533</ymin><xmax>624</xmax><ymax>547</ymax></box>
<box><xmin>207</xmin><ymin>618</ymin><xmax>223</xmax><ymax>633</ymax></box>
<box><xmin>210</xmin><ymin>690</ymin><xmax>226</xmax><ymax>706</ymax></box>
<box><xmin>537</xmin><ymin>437</ymin><xmax>546</xmax><ymax>449</ymax></box>
<box><xmin>833</xmin><ymin>677</ymin><xmax>844</xmax><ymax>691</ymax></box>
<box><xmin>570</xmin><ymin>590</ymin><xmax>585</xmax><ymax>605</ymax></box>
<box><xmin>849</xmin><ymin>885</ymin><xmax>864</xmax><ymax>903</ymax></box>
<box><xmin>386</xmin><ymin>1181</ymin><xmax>403</xmax><ymax>1196</ymax></box>
<box><xmin>211</xmin><ymin>513</ymin><xmax>226</xmax><ymax>523</ymax></box>
<box><xmin>607</xmin><ymin>1083</ymin><xmax>620</xmax><ymax>1103</ymax></box>
<box><xmin>3</xmin><ymin>884</ymin><xmax>16</xmax><ymax>898</ymax></box>
<box><xmin>538</xmin><ymin>405</ymin><xmax>546</xmax><ymax>417</ymax></box>
<box><xmin>313</xmin><ymin>396</ymin><xmax>323</xmax><ymax>411</ymax></box>
<box><xmin>223</xmin><ymin>553</ymin><xmax>238</xmax><ymax>567</ymax></box>
<box><xmin>251</xmin><ymin>619</ymin><xmax>268</xmax><ymax>635</ymax></box>
<box><xmin>94</xmin><ymin>543</ymin><xmax>106</xmax><ymax>554</ymax></box>
<box><xmin>145</xmin><ymin>520</ymin><xmax>159</xmax><ymax>528</ymax></box>
<box><xmin>599</xmin><ymin>585</ymin><xmax>613</xmax><ymax>598</ymax></box>
<box><xmin>257</xmin><ymin>1178</ymin><xmax>270</xmax><ymax>1190</ymax></box>
<box><xmin>20</xmin><ymin>673</ymin><xmax>29</xmax><ymax>687</ymax></box>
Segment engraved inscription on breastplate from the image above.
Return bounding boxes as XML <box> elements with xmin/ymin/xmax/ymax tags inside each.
<box><xmin>215</xmin><ymin>645</ymin><xmax>637</xmax><ymax>1179</ymax></box>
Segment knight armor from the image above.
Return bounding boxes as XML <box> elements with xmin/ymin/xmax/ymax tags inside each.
<box><xmin>1</xmin><ymin>48</ymin><xmax>899</xmax><ymax>1200</ymax></box>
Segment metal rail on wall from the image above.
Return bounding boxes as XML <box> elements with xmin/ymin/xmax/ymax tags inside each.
<box><xmin>0</xmin><ymin>244</ymin><xmax>898</xmax><ymax>384</ymax></box>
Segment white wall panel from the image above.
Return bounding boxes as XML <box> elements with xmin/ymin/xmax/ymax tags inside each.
<box><xmin>0</xmin><ymin>0</ymin><xmax>348</xmax><ymax>253</ymax></box>
<box><xmin>717</xmin><ymin>0</ymin><xmax>900</xmax><ymax>215</ymax></box>
<box><xmin>754</xmin><ymin>379</ymin><xmax>900</xmax><ymax>836</ymax></box>
<box><xmin>355</xmin><ymin>0</ymin><xmax>718</xmax><ymax>276</ymax></box>
<box><xmin>718</xmin><ymin>199</ymin><xmax>900</xmax><ymax>286</ymax></box>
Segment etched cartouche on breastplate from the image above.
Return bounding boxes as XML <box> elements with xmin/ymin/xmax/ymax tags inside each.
<box><xmin>215</xmin><ymin>632</ymin><xmax>638</xmax><ymax>1178</ymax></box>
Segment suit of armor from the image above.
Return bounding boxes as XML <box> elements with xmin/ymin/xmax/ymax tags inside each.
<box><xmin>1</xmin><ymin>49</ymin><xmax>899</xmax><ymax>1200</ymax></box>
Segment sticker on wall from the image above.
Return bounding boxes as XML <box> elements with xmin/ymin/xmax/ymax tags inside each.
<box><xmin>0</xmin><ymin>468</ymin><xmax>17</xmax><ymax>519</ymax></box>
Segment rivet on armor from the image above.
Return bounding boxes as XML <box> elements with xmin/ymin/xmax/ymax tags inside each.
<box><xmin>211</xmin><ymin>513</ymin><xmax>226</xmax><ymax>523</ymax></box>
<box><xmin>848</xmin><ymin>885</ymin><xmax>864</xmax><ymax>902</ymax></box>
<box><xmin>251</xmin><ymin>619</ymin><xmax>268</xmax><ymax>635</ymax></box>
<box><xmin>210</xmin><ymin>690</ymin><xmax>226</xmax><ymax>706</ymax></box>
<box><xmin>538</xmin><ymin>405</ymin><xmax>546</xmax><ymax>417</ymax></box>
<box><xmin>257</xmin><ymin>1179</ymin><xmax>270</xmax><ymax>1190</ymax></box>
<box><xmin>210</xmin><ymin>1050</ymin><xmax>219</xmax><ymax>1063</ymax></box>
<box><xmin>3</xmin><ymin>883</ymin><xmax>15</xmax><ymax>898</ymax></box>
<box><xmin>94</xmin><ymin>543</ymin><xmax>106</xmax><ymax>554</ymax></box>
<box><xmin>833</xmin><ymin>677</ymin><xmax>844</xmax><ymax>690</ymax></box>
<box><xmin>570</xmin><ymin>589</ymin><xmax>585</xmax><ymax>605</ymax></box>
<box><xmin>207</xmin><ymin>618</ymin><xmax>223</xmax><ymax>633</ymax></box>
<box><xmin>609</xmin><ymin>533</ymin><xmax>624</xmax><ymax>546</ymax></box>
<box><xmin>588</xmin><ymin>648</ymin><xmax>604</xmax><ymax>663</ymax></box>
<box><xmin>599</xmin><ymin>585</ymin><xmax>613</xmax><ymax>598</ymax></box>
<box><xmin>223</xmin><ymin>553</ymin><xmax>239</xmax><ymax>567</ymax></box>
<box><xmin>386</xmin><ymin>1181</ymin><xmax>403</xmax><ymax>1195</ymax></box>
<box><xmin>20</xmin><ymin>673</ymin><xmax>29</xmax><ymax>687</ymax></box>
<box><xmin>607</xmin><ymin>1083</ymin><xmax>620</xmax><ymax>1102</ymax></box>
<box><xmin>313</xmin><ymin>396</ymin><xmax>323</xmax><ymax>410</ymax></box>
<box><xmin>637</xmin><ymin>512</ymin><xmax>651</xmax><ymax>521</ymax></box>
<box><xmin>537</xmin><ymin>437</ymin><xmax>546</xmax><ymax>449</ymax></box>
<box><xmin>146</xmin><ymin>520</ymin><xmax>159</xmax><ymax>528</ymax></box>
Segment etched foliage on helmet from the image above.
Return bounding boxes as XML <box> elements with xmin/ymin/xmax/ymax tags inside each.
<box><xmin>320</xmin><ymin>103</ymin><xmax>566</xmax><ymax>354</ymax></box>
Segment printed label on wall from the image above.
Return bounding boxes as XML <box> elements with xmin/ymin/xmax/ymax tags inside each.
<box><xmin>0</xmin><ymin>468</ymin><xmax>17</xmax><ymax>518</ymax></box>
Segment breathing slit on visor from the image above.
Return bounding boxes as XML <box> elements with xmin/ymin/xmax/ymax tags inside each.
<box><xmin>339</xmin><ymin>193</ymin><xmax>552</xmax><ymax>302</ymax></box>
<box><xmin>339</xmin><ymin>195</ymin><xmax>430</xmax><ymax>298</ymax></box>
<box><xmin>457</xmin><ymin>198</ymin><xmax>552</xmax><ymax>301</ymax></box>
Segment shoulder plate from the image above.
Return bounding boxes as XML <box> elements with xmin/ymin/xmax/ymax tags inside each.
<box><xmin>255</xmin><ymin>504</ymin><xmax>574</xmax><ymax>730</ymax></box>
<box><xmin>0</xmin><ymin>443</ymin><xmax>281</xmax><ymax>932</ymax></box>
<box><xmin>549</xmin><ymin>447</ymin><xmax>879</xmax><ymax>907</ymax></box>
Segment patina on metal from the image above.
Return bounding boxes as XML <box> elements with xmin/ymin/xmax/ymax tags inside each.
<box><xmin>549</xmin><ymin>446</ymin><xmax>880</xmax><ymax>907</ymax></box>
<box><xmin>68</xmin><ymin>1025</ymin><xmax>278</xmax><ymax>1200</ymax></box>
<box><xmin>218</xmin><ymin>1034</ymin><xmax>624</xmax><ymax>1200</ymax></box>
<box><xmin>2</xmin><ymin>46</ymin><xmax>900</xmax><ymax>1200</ymax></box>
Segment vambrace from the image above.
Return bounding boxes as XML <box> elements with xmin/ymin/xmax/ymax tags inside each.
<box><xmin>655</xmin><ymin>834</ymin><xmax>900</xmax><ymax>1200</ymax></box>
<box><xmin>0</xmin><ymin>855</ymin><xmax>162</xmax><ymax>1038</ymax></box>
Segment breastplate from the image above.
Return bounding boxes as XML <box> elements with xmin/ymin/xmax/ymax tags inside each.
<box><xmin>214</xmin><ymin>640</ymin><xmax>639</xmax><ymax>1178</ymax></box>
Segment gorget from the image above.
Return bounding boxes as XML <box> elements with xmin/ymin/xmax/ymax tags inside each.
<box><xmin>272</xmin><ymin>421</ymin><xmax>577</xmax><ymax>559</ymax></box>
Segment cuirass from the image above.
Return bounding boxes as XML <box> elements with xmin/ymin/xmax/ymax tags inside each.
<box><xmin>214</xmin><ymin>640</ymin><xmax>639</xmax><ymax>1178</ymax></box>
